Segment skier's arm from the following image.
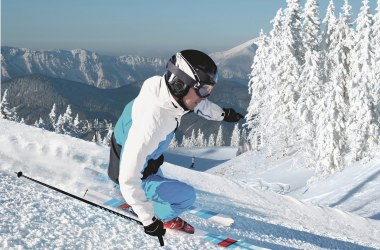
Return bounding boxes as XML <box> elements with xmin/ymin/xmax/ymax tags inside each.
<box><xmin>194</xmin><ymin>99</ymin><xmax>224</xmax><ymax>121</ymax></box>
<box><xmin>194</xmin><ymin>99</ymin><xmax>244</xmax><ymax>122</ymax></box>
<box><xmin>118</xmin><ymin>108</ymin><xmax>163</xmax><ymax>226</ymax></box>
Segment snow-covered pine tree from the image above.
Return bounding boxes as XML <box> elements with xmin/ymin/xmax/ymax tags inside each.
<box><xmin>196</xmin><ymin>129</ymin><xmax>205</xmax><ymax>147</ymax></box>
<box><xmin>246</xmin><ymin>9</ymin><xmax>285</xmax><ymax>153</ymax></box>
<box><xmin>92</xmin><ymin>131</ymin><xmax>103</xmax><ymax>144</ymax></box>
<box><xmin>302</xmin><ymin>0</ymin><xmax>321</xmax><ymax>52</ymax></box>
<box><xmin>230</xmin><ymin>124</ymin><xmax>241</xmax><ymax>147</ymax></box>
<box><xmin>215</xmin><ymin>125</ymin><xmax>224</xmax><ymax>146</ymax></box>
<box><xmin>246</xmin><ymin>30</ymin><xmax>271</xmax><ymax>148</ymax></box>
<box><xmin>312</xmin><ymin>0</ymin><xmax>355</xmax><ymax>174</ymax></box>
<box><xmin>188</xmin><ymin>129</ymin><xmax>196</xmax><ymax>148</ymax></box>
<box><xmin>297</xmin><ymin>49</ymin><xmax>324</xmax><ymax>163</ymax></box>
<box><xmin>102</xmin><ymin>123</ymin><xmax>113</xmax><ymax>146</ymax></box>
<box><xmin>208</xmin><ymin>133</ymin><xmax>215</xmax><ymax>147</ymax></box>
<box><xmin>266</xmin><ymin>0</ymin><xmax>301</xmax><ymax>153</ymax></box>
<box><xmin>181</xmin><ymin>135</ymin><xmax>191</xmax><ymax>148</ymax></box>
<box><xmin>321</xmin><ymin>0</ymin><xmax>337</xmax><ymax>82</ymax></box>
<box><xmin>181</xmin><ymin>135</ymin><xmax>186</xmax><ymax>147</ymax></box>
<box><xmin>241</xmin><ymin>128</ymin><xmax>248</xmax><ymax>145</ymax></box>
<box><xmin>55</xmin><ymin>114</ymin><xmax>63</xmax><ymax>134</ymax></box>
<box><xmin>373</xmin><ymin>0</ymin><xmax>380</xmax><ymax>122</ymax></box>
<box><xmin>296</xmin><ymin>0</ymin><xmax>322</xmax><ymax>160</ymax></box>
<box><xmin>55</xmin><ymin>105</ymin><xmax>77</xmax><ymax>136</ymax></box>
<box><xmin>48</xmin><ymin>104</ymin><xmax>57</xmax><ymax>132</ymax></box>
<box><xmin>347</xmin><ymin>0</ymin><xmax>379</xmax><ymax>162</ymax></box>
<box><xmin>169</xmin><ymin>136</ymin><xmax>179</xmax><ymax>149</ymax></box>
<box><xmin>0</xmin><ymin>89</ymin><xmax>18</xmax><ymax>121</ymax></box>
<box><xmin>34</xmin><ymin>117</ymin><xmax>46</xmax><ymax>129</ymax></box>
<box><xmin>314</xmin><ymin>80</ymin><xmax>347</xmax><ymax>176</ymax></box>
<box><xmin>285</xmin><ymin>0</ymin><xmax>305</xmax><ymax>66</ymax></box>
<box><xmin>73</xmin><ymin>114</ymin><xmax>82</xmax><ymax>136</ymax></box>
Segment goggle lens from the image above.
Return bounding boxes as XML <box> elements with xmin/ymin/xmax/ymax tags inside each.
<box><xmin>195</xmin><ymin>84</ymin><xmax>214</xmax><ymax>98</ymax></box>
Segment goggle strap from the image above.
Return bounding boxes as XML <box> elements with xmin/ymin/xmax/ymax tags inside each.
<box><xmin>167</xmin><ymin>60</ymin><xmax>197</xmax><ymax>88</ymax></box>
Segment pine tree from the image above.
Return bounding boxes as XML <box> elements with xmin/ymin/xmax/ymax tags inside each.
<box><xmin>285</xmin><ymin>0</ymin><xmax>305</xmax><ymax>65</ymax></box>
<box><xmin>314</xmin><ymin>83</ymin><xmax>347</xmax><ymax>176</ymax></box>
<box><xmin>92</xmin><ymin>131</ymin><xmax>103</xmax><ymax>144</ymax></box>
<box><xmin>102</xmin><ymin>123</ymin><xmax>113</xmax><ymax>146</ymax></box>
<box><xmin>0</xmin><ymin>89</ymin><xmax>18</xmax><ymax>121</ymax></box>
<box><xmin>34</xmin><ymin>117</ymin><xmax>46</xmax><ymax>129</ymax></box>
<box><xmin>312</xmin><ymin>0</ymin><xmax>355</xmax><ymax>172</ymax></box>
<box><xmin>169</xmin><ymin>136</ymin><xmax>179</xmax><ymax>148</ymax></box>
<box><xmin>246</xmin><ymin>30</ymin><xmax>271</xmax><ymax>147</ymax></box>
<box><xmin>196</xmin><ymin>129</ymin><xmax>205</xmax><ymax>147</ymax></box>
<box><xmin>188</xmin><ymin>129</ymin><xmax>196</xmax><ymax>148</ymax></box>
<box><xmin>247</xmin><ymin>9</ymin><xmax>285</xmax><ymax>152</ymax></box>
<box><xmin>322</xmin><ymin>0</ymin><xmax>337</xmax><ymax>82</ymax></box>
<box><xmin>373</xmin><ymin>0</ymin><xmax>380</xmax><ymax>121</ymax></box>
<box><xmin>347</xmin><ymin>0</ymin><xmax>379</xmax><ymax>161</ymax></box>
<box><xmin>181</xmin><ymin>135</ymin><xmax>191</xmax><ymax>148</ymax></box>
<box><xmin>48</xmin><ymin>104</ymin><xmax>57</xmax><ymax>132</ymax></box>
<box><xmin>208</xmin><ymin>133</ymin><xmax>215</xmax><ymax>147</ymax></box>
<box><xmin>297</xmin><ymin>49</ymin><xmax>324</xmax><ymax>160</ymax></box>
<box><xmin>181</xmin><ymin>135</ymin><xmax>187</xmax><ymax>147</ymax></box>
<box><xmin>268</xmin><ymin>0</ymin><xmax>301</xmax><ymax>153</ymax></box>
<box><xmin>302</xmin><ymin>0</ymin><xmax>321</xmax><ymax>52</ymax></box>
<box><xmin>230</xmin><ymin>124</ymin><xmax>241</xmax><ymax>147</ymax></box>
<box><xmin>216</xmin><ymin>125</ymin><xmax>224</xmax><ymax>146</ymax></box>
<box><xmin>55</xmin><ymin>105</ymin><xmax>76</xmax><ymax>136</ymax></box>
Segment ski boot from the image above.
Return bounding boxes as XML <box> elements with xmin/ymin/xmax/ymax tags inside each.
<box><xmin>163</xmin><ymin>217</ymin><xmax>195</xmax><ymax>234</ymax></box>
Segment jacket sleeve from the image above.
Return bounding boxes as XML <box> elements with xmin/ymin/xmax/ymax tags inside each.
<box><xmin>194</xmin><ymin>99</ymin><xmax>224</xmax><ymax>121</ymax></box>
<box><xmin>118</xmin><ymin>102</ymin><xmax>165</xmax><ymax>226</ymax></box>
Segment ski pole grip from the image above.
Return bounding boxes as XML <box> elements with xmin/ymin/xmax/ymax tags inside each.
<box><xmin>158</xmin><ymin>235</ymin><xmax>164</xmax><ymax>247</ymax></box>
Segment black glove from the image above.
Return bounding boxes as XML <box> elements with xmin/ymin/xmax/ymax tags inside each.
<box><xmin>141</xmin><ymin>154</ymin><xmax>164</xmax><ymax>180</ymax></box>
<box><xmin>144</xmin><ymin>217</ymin><xmax>166</xmax><ymax>238</ymax></box>
<box><xmin>222</xmin><ymin>108</ymin><xmax>244</xmax><ymax>122</ymax></box>
<box><xmin>144</xmin><ymin>217</ymin><xmax>166</xmax><ymax>246</ymax></box>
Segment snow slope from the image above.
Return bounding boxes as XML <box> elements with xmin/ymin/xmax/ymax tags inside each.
<box><xmin>1</xmin><ymin>119</ymin><xmax>379</xmax><ymax>249</ymax></box>
<box><xmin>207</xmin><ymin>148</ymin><xmax>380</xmax><ymax>221</ymax></box>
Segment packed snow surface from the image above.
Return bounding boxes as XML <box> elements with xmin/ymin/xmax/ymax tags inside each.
<box><xmin>1</xmin><ymin>119</ymin><xmax>379</xmax><ymax>249</ymax></box>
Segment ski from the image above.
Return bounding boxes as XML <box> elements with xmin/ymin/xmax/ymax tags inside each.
<box><xmin>84</xmin><ymin>167</ymin><xmax>234</xmax><ymax>227</ymax></box>
<box><xmin>83</xmin><ymin>188</ymin><xmax>267</xmax><ymax>249</ymax></box>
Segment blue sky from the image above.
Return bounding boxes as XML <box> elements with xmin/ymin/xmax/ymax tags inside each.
<box><xmin>1</xmin><ymin>0</ymin><xmax>377</xmax><ymax>57</ymax></box>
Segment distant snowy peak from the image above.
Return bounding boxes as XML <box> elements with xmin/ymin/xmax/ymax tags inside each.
<box><xmin>210</xmin><ymin>38</ymin><xmax>258</xmax><ymax>81</ymax></box>
<box><xmin>1</xmin><ymin>46</ymin><xmax>166</xmax><ymax>88</ymax></box>
<box><xmin>211</xmin><ymin>38</ymin><xmax>258</xmax><ymax>60</ymax></box>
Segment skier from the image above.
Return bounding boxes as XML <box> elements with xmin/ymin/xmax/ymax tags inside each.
<box><xmin>190</xmin><ymin>156</ymin><xmax>195</xmax><ymax>169</ymax></box>
<box><xmin>107</xmin><ymin>49</ymin><xmax>244</xmax><ymax>241</ymax></box>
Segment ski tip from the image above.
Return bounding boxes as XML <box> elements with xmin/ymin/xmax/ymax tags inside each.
<box><xmin>16</xmin><ymin>171</ymin><xmax>23</xmax><ymax>178</ymax></box>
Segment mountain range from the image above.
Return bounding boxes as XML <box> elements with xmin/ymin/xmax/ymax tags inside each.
<box><xmin>1</xmin><ymin>46</ymin><xmax>166</xmax><ymax>89</ymax></box>
<box><xmin>1</xmin><ymin>40</ymin><xmax>257</xmax><ymax>87</ymax></box>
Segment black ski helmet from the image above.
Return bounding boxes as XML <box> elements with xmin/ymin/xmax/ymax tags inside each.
<box><xmin>165</xmin><ymin>49</ymin><xmax>218</xmax><ymax>99</ymax></box>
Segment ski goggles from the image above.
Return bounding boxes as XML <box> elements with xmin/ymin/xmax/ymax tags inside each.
<box><xmin>193</xmin><ymin>82</ymin><xmax>214</xmax><ymax>98</ymax></box>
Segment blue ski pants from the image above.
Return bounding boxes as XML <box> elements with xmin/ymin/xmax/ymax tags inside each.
<box><xmin>108</xmin><ymin>133</ymin><xmax>195</xmax><ymax>222</ymax></box>
<box><xmin>142</xmin><ymin>174</ymin><xmax>196</xmax><ymax>222</ymax></box>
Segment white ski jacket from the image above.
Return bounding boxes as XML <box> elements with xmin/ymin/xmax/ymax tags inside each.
<box><xmin>114</xmin><ymin>75</ymin><xmax>224</xmax><ymax>226</ymax></box>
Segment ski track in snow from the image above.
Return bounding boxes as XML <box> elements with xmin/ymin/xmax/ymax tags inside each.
<box><xmin>1</xmin><ymin>119</ymin><xmax>380</xmax><ymax>249</ymax></box>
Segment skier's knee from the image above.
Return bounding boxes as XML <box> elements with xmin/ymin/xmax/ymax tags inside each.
<box><xmin>181</xmin><ymin>184</ymin><xmax>196</xmax><ymax>208</ymax></box>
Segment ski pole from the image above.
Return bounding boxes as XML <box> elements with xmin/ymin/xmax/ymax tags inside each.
<box><xmin>15</xmin><ymin>171</ymin><xmax>165</xmax><ymax>247</ymax></box>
